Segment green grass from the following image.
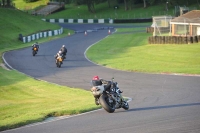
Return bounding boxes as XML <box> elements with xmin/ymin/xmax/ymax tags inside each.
<box><xmin>47</xmin><ymin>3</ymin><xmax>199</xmax><ymax>19</ymax></box>
<box><xmin>86</xmin><ymin>27</ymin><xmax>200</xmax><ymax>74</ymax></box>
<box><xmin>0</xmin><ymin>68</ymin><xmax>100</xmax><ymax>131</ymax></box>
<box><xmin>116</xmin><ymin>26</ymin><xmax>147</xmax><ymax>32</ymax></box>
<box><xmin>13</xmin><ymin>0</ymin><xmax>47</xmax><ymax>10</ymax></box>
<box><xmin>44</xmin><ymin>3</ymin><xmax>172</xmax><ymax>19</ymax></box>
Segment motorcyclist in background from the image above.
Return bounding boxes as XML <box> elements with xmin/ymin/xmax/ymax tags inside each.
<box><xmin>91</xmin><ymin>76</ymin><xmax>124</xmax><ymax>105</ymax></box>
<box><xmin>60</xmin><ymin>45</ymin><xmax>67</xmax><ymax>59</ymax></box>
<box><xmin>32</xmin><ymin>42</ymin><xmax>39</xmax><ymax>52</ymax></box>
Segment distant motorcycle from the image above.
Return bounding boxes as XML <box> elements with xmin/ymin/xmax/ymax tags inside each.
<box><xmin>91</xmin><ymin>78</ymin><xmax>129</xmax><ymax>113</ymax></box>
<box><xmin>55</xmin><ymin>55</ymin><xmax>63</xmax><ymax>68</ymax></box>
<box><xmin>32</xmin><ymin>47</ymin><xmax>38</xmax><ymax>56</ymax></box>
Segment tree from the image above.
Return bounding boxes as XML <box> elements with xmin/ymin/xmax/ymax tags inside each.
<box><xmin>107</xmin><ymin>0</ymin><xmax>111</xmax><ymax>8</ymax></box>
<box><xmin>124</xmin><ymin>0</ymin><xmax>128</xmax><ymax>10</ymax></box>
<box><xmin>86</xmin><ymin>0</ymin><xmax>95</xmax><ymax>13</ymax></box>
<box><xmin>2</xmin><ymin>0</ymin><xmax>5</xmax><ymax>6</ymax></box>
<box><xmin>143</xmin><ymin>0</ymin><xmax>146</xmax><ymax>8</ymax></box>
<box><xmin>1</xmin><ymin>0</ymin><xmax>12</xmax><ymax>7</ymax></box>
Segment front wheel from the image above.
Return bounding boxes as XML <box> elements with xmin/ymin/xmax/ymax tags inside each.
<box><xmin>99</xmin><ymin>94</ymin><xmax>115</xmax><ymax>113</ymax></box>
<box><xmin>32</xmin><ymin>50</ymin><xmax>36</xmax><ymax>56</ymax></box>
<box><xmin>57</xmin><ymin>61</ymin><xmax>62</xmax><ymax>68</ymax></box>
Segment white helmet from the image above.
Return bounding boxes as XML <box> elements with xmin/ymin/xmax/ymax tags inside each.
<box><xmin>62</xmin><ymin>45</ymin><xmax>65</xmax><ymax>47</ymax></box>
<box><xmin>59</xmin><ymin>51</ymin><xmax>62</xmax><ymax>54</ymax></box>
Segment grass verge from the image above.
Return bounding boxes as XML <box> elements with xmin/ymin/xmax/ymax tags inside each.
<box><xmin>0</xmin><ymin>68</ymin><xmax>100</xmax><ymax>131</ymax></box>
<box><xmin>86</xmin><ymin>26</ymin><xmax>200</xmax><ymax>74</ymax></box>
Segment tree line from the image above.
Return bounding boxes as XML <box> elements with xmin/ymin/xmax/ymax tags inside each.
<box><xmin>66</xmin><ymin>0</ymin><xmax>199</xmax><ymax>13</ymax></box>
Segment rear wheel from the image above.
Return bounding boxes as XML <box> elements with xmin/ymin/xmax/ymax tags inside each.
<box><xmin>99</xmin><ymin>94</ymin><xmax>115</xmax><ymax>113</ymax></box>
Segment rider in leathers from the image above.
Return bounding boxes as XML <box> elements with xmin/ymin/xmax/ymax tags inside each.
<box><xmin>60</xmin><ymin>45</ymin><xmax>67</xmax><ymax>59</ymax></box>
<box><xmin>32</xmin><ymin>42</ymin><xmax>39</xmax><ymax>52</ymax></box>
<box><xmin>91</xmin><ymin>76</ymin><xmax>124</xmax><ymax>105</ymax></box>
<box><xmin>55</xmin><ymin>51</ymin><xmax>62</xmax><ymax>64</ymax></box>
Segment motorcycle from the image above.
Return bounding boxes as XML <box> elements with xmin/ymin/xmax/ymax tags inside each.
<box><xmin>55</xmin><ymin>55</ymin><xmax>63</xmax><ymax>68</ymax></box>
<box><xmin>32</xmin><ymin>47</ymin><xmax>38</xmax><ymax>56</ymax></box>
<box><xmin>91</xmin><ymin>78</ymin><xmax>129</xmax><ymax>113</ymax></box>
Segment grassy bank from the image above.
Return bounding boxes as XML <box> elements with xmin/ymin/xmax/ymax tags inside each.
<box><xmin>0</xmin><ymin>8</ymin><xmax>73</xmax><ymax>62</ymax></box>
<box><xmin>86</xmin><ymin>27</ymin><xmax>200</xmax><ymax>74</ymax></box>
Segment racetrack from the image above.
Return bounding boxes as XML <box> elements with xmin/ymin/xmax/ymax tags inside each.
<box><xmin>3</xmin><ymin>23</ymin><xmax>200</xmax><ymax>133</ymax></box>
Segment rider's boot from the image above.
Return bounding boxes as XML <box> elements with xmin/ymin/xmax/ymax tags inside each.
<box><xmin>95</xmin><ymin>97</ymin><xmax>99</xmax><ymax>105</ymax></box>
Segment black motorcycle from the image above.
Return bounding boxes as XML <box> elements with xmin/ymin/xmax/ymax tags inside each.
<box><xmin>91</xmin><ymin>78</ymin><xmax>129</xmax><ymax>113</ymax></box>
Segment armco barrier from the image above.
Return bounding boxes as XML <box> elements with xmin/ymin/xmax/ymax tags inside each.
<box><xmin>22</xmin><ymin>27</ymin><xmax>63</xmax><ymax>43</ymax></box>
<box><xmin>42</xmin><ymin>18</ymin><xmax>114</xmax><ymax>23</ymax></box>
<box><xmin>113</xmin><ymin>18</ymin><xmax>152</xmax><ymax>23</ymax></box>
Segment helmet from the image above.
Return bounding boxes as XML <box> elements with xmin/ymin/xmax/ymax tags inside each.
<box><xmin>62</xmin><ymin>45</ymin><xmax>65</xmax><ymax>47</ymax></box>
<box><xmin>59</xmin><ymin>51</ymin><xmax>62</xmax><ymax>54</ymax></box>
<box><xmin>93</xmin><ymin>76</ymin><xmax>99</xmax><ymax>80</ymax></box>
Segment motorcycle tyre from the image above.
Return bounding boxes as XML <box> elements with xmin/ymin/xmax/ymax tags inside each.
<box><xmin>58</xmin><ymin>61</ymin><xmax>61</xmax><ymax>68</ymax></box>
<box><xmin>122</xmin><ymin>101</ymin><xmax>129</xmax><ymax>110</ymax></box>
<box><xmin>32</xmin><ymin>50</ymin><xmax>36</xmax><ymax>56</ymax></box>
<box><xmin>99</xmin><ymin>94</ymin><xmax>115</xmax><ymax>113</ymax></box>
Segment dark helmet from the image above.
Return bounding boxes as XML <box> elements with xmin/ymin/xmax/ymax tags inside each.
<box><xmin>93</xmin><ymin>76</ymin><xmax>99</xmax><ymax>80</ymax></box>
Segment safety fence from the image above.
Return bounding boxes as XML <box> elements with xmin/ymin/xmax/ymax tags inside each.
<box><xmin>19</xmin><ymin>27</ymin><xmax>63</xmax><ymax>43</ymax></box>
<box><xmin>148</xmin><ymin>35</ymin><xmax>200</xmax><ymax>44</ymax></box>
<box><xmin>42</xmin><ymin>18</ymin><xmax>113</xmax><ymax>23</ymax></box>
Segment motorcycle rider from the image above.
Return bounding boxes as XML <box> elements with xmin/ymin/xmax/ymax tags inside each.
<box><xmin>91</xmin><ymin>76</ymin><xmax>123</xmax><ymax>105</ymax></box>
<box><xmin>55</xmin><ymin>51</ymin><xmax>63</xmax><ymax>64</ymax></box>
<box><xmin>60</xmin><ymin>45</ymin><xmax>67</xmax><ymax>59</ymax></box>
<box><xmin>32</xmin><ymin>42</ymin><xmax>39</xmax><ymax>52</ymax></box>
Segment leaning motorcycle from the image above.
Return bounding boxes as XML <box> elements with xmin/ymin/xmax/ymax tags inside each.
<box><xmin>55</xmin><ymin>55</ymin><xmax>63</xmax><ymax>68</ymax></box>
<box><xmin>91</xmin><ymin>78</ymin><xmax>129</xmax><ymax>113</ymax></box>
<box><xmin>32</xmin><ymin>47</ymin><xmax>38</xmax><ymax>56</ymax></box>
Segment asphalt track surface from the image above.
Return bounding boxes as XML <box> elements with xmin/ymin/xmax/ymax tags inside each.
<box><xmin>3</xmin><ymin>23</ymin><xmax>200</xmax><ymax>133</ymax></box>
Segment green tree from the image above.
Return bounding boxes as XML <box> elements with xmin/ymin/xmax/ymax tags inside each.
<box><xmin>86</xmin><ymin>0</ymin><xmax>95</xmax><ymax>13</ymax></box>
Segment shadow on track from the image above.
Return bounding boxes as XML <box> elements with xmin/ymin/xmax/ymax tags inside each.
<box><xmin>128</xmin><ymin>102</ymin><xmax>200</xmax><ymax>112</ymax></box>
